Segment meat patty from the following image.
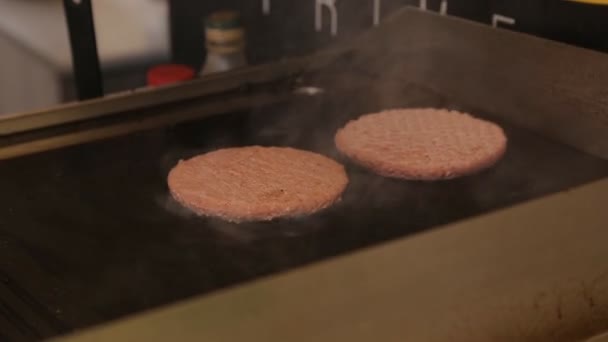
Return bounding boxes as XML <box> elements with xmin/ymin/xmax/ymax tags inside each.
<box><xmin>335</xmin><ymin>108</ymin><xmax>507</xmax><ymax>180</ymax></box>
<box><xmin>167</xmin><ymin>146</ymin><xmax>349</xmax><ymax>222</ymax></box>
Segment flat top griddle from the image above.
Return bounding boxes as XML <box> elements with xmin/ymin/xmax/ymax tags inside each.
<box><xmin>2</xmin><ymin>8</ymin><xmax>608</xmax><ymax>340</ymax></box>
<box><xmin>0</xmin><ymin>80</ymin><xmax>606</xmax><ymax>340</ymax></box>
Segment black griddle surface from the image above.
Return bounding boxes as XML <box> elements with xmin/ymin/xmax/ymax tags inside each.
<box><xmin>0</xmin><ymin>84</ymin><xmax>607</xmax><ymax>340</ymax></box>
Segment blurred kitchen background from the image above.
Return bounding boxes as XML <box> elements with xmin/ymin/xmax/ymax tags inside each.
<box><xmin>1</xmin><ymin>0</ymin><xmax>607</xmax><ymax>116</ymax></box>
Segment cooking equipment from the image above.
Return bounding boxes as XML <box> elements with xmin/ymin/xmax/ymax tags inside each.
<box><xmin>1</xmin><ymin>8</ymin><xmax>608</xmax><ymax>341</ymax></box>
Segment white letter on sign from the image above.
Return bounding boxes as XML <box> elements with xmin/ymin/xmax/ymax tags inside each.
<box><xmin>315</xmin><ymin>0</ymin><xmax>339</xmax><ymax>36</ymax></box>
<box><xmin>440</xmin><ymin>0</ymin><xmax>448</xmax><ymax>15</ymax></box>
<box><xmin>262</xmin><ymin>0</ymin><xmax>270</xmax><ymax>15</ymax></box>
<box><xmin>373</xmin><ymin>0</ymin><xmax>381</xmax><ymax>26</ymax></box>
<box><xmin>492</xmin><ymin>14</ymin><xmax>515</xmax><ymax>28</ymax></box>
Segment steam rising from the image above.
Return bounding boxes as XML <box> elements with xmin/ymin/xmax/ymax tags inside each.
<box><xmin>156</xmin><ymin>55</ymin><xmax>608</xmax><ymax>245</ymax></box>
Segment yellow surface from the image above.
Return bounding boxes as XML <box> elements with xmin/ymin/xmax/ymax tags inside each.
<box><xmin>567</xmin><ymin>0</ymin><xmax>608</xmax><ymax>4</ymax></box>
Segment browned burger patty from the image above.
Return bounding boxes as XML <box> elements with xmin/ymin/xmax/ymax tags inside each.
<box><xmin>335</xmin><ymin>108</ymin><xmax>507</xmax><ymax>180</ymax></box>
<box><xmin>167</xmin><ymin>146</ymin><xmax>348</xmax><ymax>222</ymax></box>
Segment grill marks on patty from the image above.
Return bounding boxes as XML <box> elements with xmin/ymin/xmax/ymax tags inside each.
<box><xmin>335</xmin><ymin>108</ymin><xmax>508</xmax><ymax>180</ymax></box>
<box><xmin>167</xmin><ymin>146</ymin><xmax>348</xmax><ymax>222</ymax></box>
<box><xmin>167</xmin><ymin>108</ymin><xmax>507</xmax><ymax>223</ymax></box>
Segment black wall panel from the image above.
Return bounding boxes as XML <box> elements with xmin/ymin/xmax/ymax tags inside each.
<box><xmin>170</xmin><ymin>0</ymin><xmax>608</xmax><ymax>69</ymax></box>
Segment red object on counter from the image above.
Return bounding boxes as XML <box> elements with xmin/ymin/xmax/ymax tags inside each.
<box><xmin>147</xmin><ymin>64</ymin><xmax>195</xmax><ymax>87</ymax></box>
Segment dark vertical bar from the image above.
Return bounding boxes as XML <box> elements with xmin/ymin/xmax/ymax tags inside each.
<box><xmin>170</xmin><ymin>0</ymin><xmax>208</xmax><ymax>69</ymax></box>
<box><xmin>63</xmin><ymin>0</ymin><xmax>103</xmax><ymax>100</ymax></box>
